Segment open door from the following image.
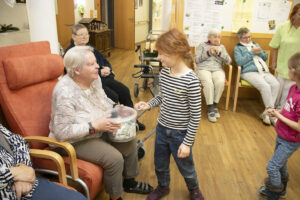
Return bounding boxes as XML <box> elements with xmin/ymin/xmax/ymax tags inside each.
<box><xmin>114</xmin><ymin>0</ymin><xmax>135</xmax><ymax>50</ymax></box>
<box><xmin>56</xmin><ymin>0</ymin><xmax>75</xmax><ymax>50</ymax></box>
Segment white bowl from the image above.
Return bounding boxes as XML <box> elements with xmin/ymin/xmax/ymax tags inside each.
<box><xmin>108</xmin><ymin>106</ymin><xmax>137</xmax><ymax>142</ymax></box>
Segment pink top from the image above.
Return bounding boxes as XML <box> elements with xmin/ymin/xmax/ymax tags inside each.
<box><xmin>276</xmin><ymin>84</ymin><xmax>300</xmax><ymax>143</ymax></box>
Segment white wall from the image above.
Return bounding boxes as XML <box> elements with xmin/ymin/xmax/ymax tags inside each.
<box><xmin>135</xmin><ymin>0</ymin><xmax>149</xmax><ymax>43</ymax></box>
<box><xmin>0</xmin><ymin>1</ymin><xmax>30</xmax><ymax>47</ymax></box>
<box><xmin>26</xmin><ymin>0</ymin><xmax>59</xmax><ymax>54</ymax></box>
<box><xmin>295</xmin><ymin>0</ymin><xmax>300</xmax><ymax>5</ymax></box>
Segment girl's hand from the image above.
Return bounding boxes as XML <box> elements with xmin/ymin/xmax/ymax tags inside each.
<box><xmin>134</xmin><ymin>102</ymin><xmax>150</xmax><ymax>111</ymax></box>
<box><xmin>92</xmin><ymin>115</ymin><xmax>121</xmax><ymax>133</ymax></box>
<box><xmin>267</xmin><ymin>108</ymin><xmax>280</xmax><ymax>118</ymax></box>
<box><xmin>177</xmin><ymin>143</ymin><xmax>190</xmax><ymax>158</ymax></box>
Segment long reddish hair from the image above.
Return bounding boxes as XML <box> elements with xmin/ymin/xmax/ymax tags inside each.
<box><xmin>289</xmin><ymin>4</ymin><xmax>300</xmax><ymax>28</ymax></box>
<box><xmin>155</xmin><ymin>28</ymin><xmax>194</xmax><ymax>70</ymax></box>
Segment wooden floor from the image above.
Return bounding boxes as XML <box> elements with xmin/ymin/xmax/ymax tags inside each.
<box><xmin>98</xmin><ymin>47</ymin><xmax>300</xmax><ymax>200</ymax></box>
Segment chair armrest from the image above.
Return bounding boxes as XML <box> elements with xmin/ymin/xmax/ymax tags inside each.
<box><xmin>30</xmin><ymin>149</ymin><xmax>67</xmax><ymax>185</ymax></box>
<box><xmin>24</xmin><ymin>136</ymin><xmax>79</xmax><ymax>180</ymax></box>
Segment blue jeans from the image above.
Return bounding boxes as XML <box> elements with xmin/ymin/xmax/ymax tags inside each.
<box><xmin>31</xmin><ymin>177</ymin><xmax>87</xmax><ymax>200</ymax></box>
<box><xmin>266</xmin><ymin>136</ymin><xmax>300</xmax><ymax>186</ymax></box>
<box><xmin>154</xmin><ymin>123</ymin><xmax>199</xmax><ymax>190</ymax></box>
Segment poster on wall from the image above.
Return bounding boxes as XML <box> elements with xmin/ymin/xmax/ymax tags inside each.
<box><xmin>183</xmin><ymin>0</ymin><xmax>233</xmax><ymax>46</ymax></box>
<box><xmin>251</xmin><ymin>0</ymin><xmax>292</xmax><ymax>33</ymax></box>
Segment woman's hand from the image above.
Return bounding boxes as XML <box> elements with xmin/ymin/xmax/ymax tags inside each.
<box><xmin>101</xmin><ymin>66</ymin><xmax>111</xmax><ymax>77</ymax></box>
<box><xmin>210</xmin><ymin>46</ymin><xmax>219</xmax><ymax>55</ymax></box>
<box><xmin>134</xmin><ymin>102</ymin><xmax>150</xmax><ymax>111</ymax></box>
<box><xmin>92</xmin><ymin>115</ymin><xmax>121</xmax><ymax>133</ymax></box>
<box><xmin>177</xmin><ymin>143</ymin><xmax>190</xmax><ymax>158</ymax></box>
<box><xmin>12</xmin><ymin>181</ymin><xmax>33</xmax><ymax>200</ymax></box>
<box><xmin>252</xmin><ymin>47</ymin><xmax>261</xmax><ymax>54</ymax></box>
<box><xmin>9</xmin><ymin>164</ymin><xmax>36</xmax><ymax>183</ymax></box>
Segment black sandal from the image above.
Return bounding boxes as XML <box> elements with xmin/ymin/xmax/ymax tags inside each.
<box><xmin>124</xmin><ymin>182</ymin><xmax>153</xmax><ymax>194</ymax></box>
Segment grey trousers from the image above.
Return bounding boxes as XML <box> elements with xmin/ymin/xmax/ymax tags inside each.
<box><xmin>241</xmin><ymin>72</ymin><xmax>280</xmax><ymax>108</ymax></box>
<box><xmin>274</xmin><ymin>75</ymin><xmax>295</xmax><ymax>109</ymax></box>
<box><xmin>196</xmin><ymin>69</ymin><xmax>225</xmax><ymax>105</ymax></box>
<box><xmin>71</xmin><ymin>135</ymin><xmax>138</xmax><ymax>196</ymax></box>
<box><xmin>267</xmin><ymin>136</ymin><xmax>300</xmax><ymax>186</ymax></box>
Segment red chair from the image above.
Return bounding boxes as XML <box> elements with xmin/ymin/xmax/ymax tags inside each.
<box><xmin>0</xmin><ymin>41</ymin><xmax>104</xmax><ymax>199</ymax></box>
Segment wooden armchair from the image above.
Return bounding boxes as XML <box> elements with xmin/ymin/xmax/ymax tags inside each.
<box><xmin>0</xmin><ymin>41</ymin><xmax>104</xmax><ymax>200</ymax></box>
<box><xmin>233</xmin><ymin>50</ymin><xmax>271</xmax><ymax>112</ymax></box>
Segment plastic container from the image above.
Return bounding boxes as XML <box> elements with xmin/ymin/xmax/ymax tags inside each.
<box><xmin>108</xmin><ymin>106</ymin><xmax>137</xmax><ymax>142</ymax></box>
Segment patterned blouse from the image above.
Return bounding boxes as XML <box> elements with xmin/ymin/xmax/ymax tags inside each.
<box><xmin>48</xmin><ymin>75</ymin><xmax>115</xmax><ymax>143</ymax></box>
<box><xmin>0</xmin><ymin>124</ymin><xmax>38</xmax><ymax>200</ymax></box>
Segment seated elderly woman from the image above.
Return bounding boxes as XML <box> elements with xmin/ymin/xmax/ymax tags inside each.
<box><xmin>64</xmin><ymin>23</ymin><xmax>145</xmax><ymax>131</ymax></box>
<box><xmin>0</xmin><ymin>124</ymin><xmax>86</xmax><ymax>200</ymax></box>
<box><xmin>234</xmin><ymin>27</ymin><xmax>280</xmax><ymax>125</ymax></box>
<box><xmin>195</xmin><ymin>29</ymin><xmax>231</xmax><ymax>123</ymax></box>
<box><xmin>49</xmin><ymin>46</ymin><xmax>153</xmax><ymax>200</ymax></box>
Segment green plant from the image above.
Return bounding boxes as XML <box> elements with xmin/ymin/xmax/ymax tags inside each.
<box><xmin>0</xmin><ymin>24</ymin><xmax>19</xmax><ymax>32</ymax></box>
<box><xmin>78</xmin><ymin>5</ymin><xmax>85</xmax><ymax>17</ymax></box>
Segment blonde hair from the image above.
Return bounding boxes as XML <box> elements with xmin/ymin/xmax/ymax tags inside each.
<box><xmin>288</xmin><ymin>52</ymin><xmax>300</xmax><ymax>78</ymax></box>
<box><xmin>155</xmin><ymin>28</ymin><xmax>194</xmax><ymax>70</ymax></box>
<box><xmin>64</xmin><ymin>46</ymin><xmax>94</xmax><ymax>78</ymax></box>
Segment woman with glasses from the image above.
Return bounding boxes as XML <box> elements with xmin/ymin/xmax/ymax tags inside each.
<box><xmin>64</xmin><ymin>24</ymin><xmax>146</xmax><ymax>130</ymax></box>
<box><xmin>234</xmin><ymin>27</ymin><xmax>280</xmax><ymax>125</ymax></box>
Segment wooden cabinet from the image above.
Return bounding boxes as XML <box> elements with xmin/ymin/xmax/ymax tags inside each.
<box><xmin>89</xmin><ymin>29</ymin><xmax>111</xmax><ymax>57</ymax></box>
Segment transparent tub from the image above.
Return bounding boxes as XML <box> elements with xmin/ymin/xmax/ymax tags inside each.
<box><xmin>108</xmin><ymin>106</ymin><xmax>137</xmax><ymax>142</ymax></box>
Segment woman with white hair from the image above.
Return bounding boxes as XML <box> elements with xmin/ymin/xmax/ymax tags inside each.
<box><xmin>49</xmin><ymin>46</ymin><xmax>153</xmax><ymax>200</ymax></box>
<box><xmin>195</xmin><ymin>29</ymin><xmax>231</xmax><ymax>123</ymax></box>
<box><xmin>234</xmin><ymin>27</ymin><xmax>280</xmax><ymax>125</ymax></box>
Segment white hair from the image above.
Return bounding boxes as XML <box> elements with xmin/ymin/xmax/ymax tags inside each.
<box><xmin>207</xmin><ymin>29</ymin><xmax>221</xmax><ymax>38</ymax></box>
<box><xmin>63</xmin><ymin>46</ymin><xmax>94</xmax><ymax>78</ymax></box>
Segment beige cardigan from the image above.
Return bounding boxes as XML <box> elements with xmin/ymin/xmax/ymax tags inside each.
<box><xmin>49</xmin><ymin>75</ymin><xmax>115</xmax><ymax>144</ymax></box>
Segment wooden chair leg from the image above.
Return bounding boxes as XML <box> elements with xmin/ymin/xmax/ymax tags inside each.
<box><xmin>225</xmin><ymin>65</ymin><xmax>232</xmax><ymax>111</ymax></box>
<box><xmin>233</xmin><ymin>66</ymin><xmax>241</xmax><ymax>112</ymax></box>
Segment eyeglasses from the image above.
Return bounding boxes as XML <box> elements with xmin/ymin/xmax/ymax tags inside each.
<box><xmin>75</xmin><ymin>33</ymin><xmax>89</xmax><ymax>38</ymax></box>
<box><xmin>241</xmin><ymin>36</ymin><xmax>251</xmax><ymax>40</ymax></box>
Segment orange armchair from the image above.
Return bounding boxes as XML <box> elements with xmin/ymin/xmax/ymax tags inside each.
<box><xmin>0</xmin><ymin>41</ymin><xmax>104</xmax><ymax>200</ymax></box>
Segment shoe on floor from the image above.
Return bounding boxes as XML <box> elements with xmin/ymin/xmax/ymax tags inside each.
<box><xmin>190</xmin><ymin>188</ymin><xmax>204</xmax><ymax>200</ymax></box>
<box><xmin>260</xmin><ymin>112</ymin><xmax>271</xmax><ymax>125</ymax></box>
<box><xmin>258</xmin><ymin>186</ymin><xmax>286</xmax><ymax>199</ymax></box>
<box><xmin>208</xmin><ymin>112</ymin><xmax>216</xmax><ymax>123</ymax></box>
<box><xmin>146</xmin><ymin>185</ymin><xmax>170</xmax><ymax>200</ymax></box>
<box><xmin>270</xmin><ymin>117</ymin><xmax>277</xmax><ymax>127</ymax></box>
<box><xmin>213</xmin><ymin>108</ymin><xmax>220</xmax><ymax>118</ymax></box>
<box><xmin>136</xmin><ymin>120</ymin><xmax>146</xmax><ymax>131</ymax></box>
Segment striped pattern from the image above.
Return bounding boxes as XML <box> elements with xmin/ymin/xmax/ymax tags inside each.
<box><xmin>148</xmin><ymin>67</ymin><xmax>201</xmax><ymax>146</ymax></box>
<box><xmin>0</xmin><ymin>124</ymin><xmax>38</xmax><ymax>200</ymax></box>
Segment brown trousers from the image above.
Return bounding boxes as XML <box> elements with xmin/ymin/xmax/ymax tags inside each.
<box><xmin>56</xmin><ymin>134</ymin><xmax>139</xmax><ymax>196</ymax></box>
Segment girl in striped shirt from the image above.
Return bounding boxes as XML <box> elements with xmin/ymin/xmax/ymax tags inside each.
<box><xmin>135</xmin><ymin>28</ymin><xmax>204</xmax><ymax>200</ymax></box>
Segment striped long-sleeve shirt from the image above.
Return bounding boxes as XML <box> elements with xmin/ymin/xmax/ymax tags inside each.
<box><xmin>148</xmin><ymin>67</ymin><xmax>201</xmax><ymax>146</ymax></box>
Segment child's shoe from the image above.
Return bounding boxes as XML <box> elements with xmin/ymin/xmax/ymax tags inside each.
<box><xmin>259</xmin><ymin>176</ymin><xmax>288</xmax><ymax>199</ymax></box>
<box><xmin>213</xmin><ymin>108</ymin><xmax>220</xmax><ymax>118</ymax></box>
<box><xmin>189</xmin><ymin>188</ymin><xmax>204</xmax><ymax>200</ymax></box>
<box><xmin>208</xmin><ymin>112</ymin><xmax>216</xmax><ymax>123</ymax></box>
<box><xmin>146</xmin><ymin>185</ymin><xmax>170</xmax><ymax>200</ymax></box>
<box><xmin>258</xmin><ymin>178</ymin><xmax>284</xmax><ymax>200</ymax></box>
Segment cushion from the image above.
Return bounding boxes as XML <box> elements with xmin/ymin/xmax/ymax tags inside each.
<box><xmin>241</xmin><ymin>79</ymin><xmax>253</xmax><ymax>87</ymax></box>
<box><xmin>3</xmin><ymin>54</ymin><xmax>64</xmax><ymax>90</ymax></box>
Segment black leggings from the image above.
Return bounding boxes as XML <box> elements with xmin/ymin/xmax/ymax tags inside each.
<box><xmin>103</xmin><ymin>78</ymin><xmax>133</xmax><ymax>108</ymax></box>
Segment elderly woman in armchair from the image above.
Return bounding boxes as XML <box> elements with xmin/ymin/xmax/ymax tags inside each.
<box><xmin>49</xmin><ymin>46</ymin><xmax>153</xmax><ymax>200</ymax></box>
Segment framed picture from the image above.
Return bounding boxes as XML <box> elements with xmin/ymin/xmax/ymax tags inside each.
<box><xmin>16</xmin><ymin>0</ymin><xmax>26</xmax><ymax>3</ymax></box>
<box><xmin>135</xmin><ymin>0</ymin><xmax>138</xmax><ymax>9</ymax></box>
<box><xmin>139</xmin><ymin>0</ymin><xmax>143</xmax><ymax>7</ymax></box>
